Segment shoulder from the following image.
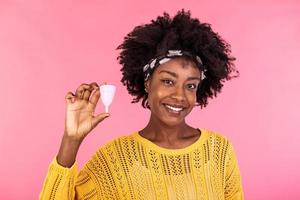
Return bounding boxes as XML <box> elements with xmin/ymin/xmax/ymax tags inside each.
<box><xmin>81</xmin><ymin>133</ymin><xmax>134</xmax><ymax>173</ymax></box>
<box><xmin>88</xmin><ymin>132</ymin><xmax>135</xmax><ymax>160</ymax></box>
<box><xmin>205</xmin><ymin>129</ymin><xmax>240</xmax><ymax>157</ymax></box>
<box><xmin>203</xmin><ymin>128</ymin><xmax>231</xmax><ymax>143</ymax></box>
<box><xmin>100</xmin><ymin>133</ymin><xmax>135</xmax><ymax>150</ymax></box>
<box><xmin>202</xmin><ymin>128</ymin><xmax>237</xmax><ymax>153</ymax></box>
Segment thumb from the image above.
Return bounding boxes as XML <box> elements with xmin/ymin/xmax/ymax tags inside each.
<box><xmin>91</xmin><ymin>113</ymin><xmax>110</xmax><ymax>128</ymax></box>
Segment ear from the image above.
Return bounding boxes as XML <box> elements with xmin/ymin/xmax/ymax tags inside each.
<box><xmin>144</xmin><ymin>80</ymin><xmax>150</xmax><ymax>92</ymax></box>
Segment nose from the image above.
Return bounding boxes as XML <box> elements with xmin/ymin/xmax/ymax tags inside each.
<box><xmin>171</xmin><ymin>85</ymin><xmax>187</xmax><ymax>102</ymax></box>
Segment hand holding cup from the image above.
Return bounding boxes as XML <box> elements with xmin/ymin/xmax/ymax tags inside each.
<box><xmin>64</xmin><ymin>82</ymin><xmax>110</xmax><ymax>142</ymax></box>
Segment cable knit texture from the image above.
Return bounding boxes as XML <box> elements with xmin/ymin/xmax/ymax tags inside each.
<box><xmin>39</xmin><ymin>129</ymin><xmax>244</xmax><ymax>200</ymax></box>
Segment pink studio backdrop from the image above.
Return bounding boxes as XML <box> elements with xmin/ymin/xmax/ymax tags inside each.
<box><xmin>0</xmin><ymin>0</ymin><xmax>299</xmax><ymax>199</ymax></box>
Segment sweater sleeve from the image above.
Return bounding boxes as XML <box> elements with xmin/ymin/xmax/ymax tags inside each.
<box><xmin>224</xmin><ymin>141</ymin><xmax>245</xmax><ymax>200</ymax></box>
<box><xmin>39</xmin><ymin>156</ymin><xmax>100</xmax><ymax>200</ymax></box>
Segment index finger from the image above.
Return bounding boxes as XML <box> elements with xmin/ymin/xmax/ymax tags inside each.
<box><xmin>90</xmin><ymin>82</ymin><xmax>99</xmax><ymax>89</ymax></box>
<box><xmin>75</xmin><ymin>83</ymin><xmax>93</xmax><ymax>98</ymax></box>
<box><xmin>89</xmin><ymin>86</ymin><xmax>100</xmax><ymax>107</ymax></box>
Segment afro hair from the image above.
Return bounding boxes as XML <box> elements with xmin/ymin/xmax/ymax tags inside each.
<box><xmin>117</xmin><ymin>9</ymin><xmax>239</xmax><ymax>109</ymax></box>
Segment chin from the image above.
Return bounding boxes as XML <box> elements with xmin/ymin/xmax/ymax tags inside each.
<box><xmin>160</xmin><ymin>118</ymin><xmax>184</xmax><ymax>127</ymax></box>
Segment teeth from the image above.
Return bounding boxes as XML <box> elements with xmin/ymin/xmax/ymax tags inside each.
<box><xmin>165</xmin><ymin>104</ymin><xmax>183</xmax><ymax>112</ymax></box>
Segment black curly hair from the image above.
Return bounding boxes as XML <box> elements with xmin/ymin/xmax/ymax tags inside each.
<box><xmin>117</xmin><ymin>9</ymin><xmax>239</xmax><ymax>109</ymax></box>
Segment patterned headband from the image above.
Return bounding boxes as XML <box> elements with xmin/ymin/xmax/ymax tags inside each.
<box><xmin>143</xmin><ymin>50</ymin><xmax>207</xmax><ymax>81</ymax></box>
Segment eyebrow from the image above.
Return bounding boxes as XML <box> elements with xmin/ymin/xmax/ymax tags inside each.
<box><xmin>159</xmin><ymin>70</ymin><xmax>201</xmax><ymax>81</ymax></box>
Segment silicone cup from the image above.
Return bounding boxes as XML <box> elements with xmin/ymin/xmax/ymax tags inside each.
<box><xmin>100</xmin><ymin>84</ymin><xmax>116</xmax><ymax>113</ymax></box>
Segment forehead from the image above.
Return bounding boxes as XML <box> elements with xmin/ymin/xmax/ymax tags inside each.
<box><xmin>154</xmin><ymin>57</ymin><xmax>200</xmax><ymax>77</ymax></box>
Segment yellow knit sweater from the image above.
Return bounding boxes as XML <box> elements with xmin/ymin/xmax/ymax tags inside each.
<box><xmin>39</xmin><ymin>129</ymin><xmax>244</xmax><ymax>200</ymax></box>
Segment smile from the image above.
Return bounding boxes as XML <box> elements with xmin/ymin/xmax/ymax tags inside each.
<box><xmin>163</xmin><ymin>104</ymin><xmax>185</xmax><ymax>113</ymax></box>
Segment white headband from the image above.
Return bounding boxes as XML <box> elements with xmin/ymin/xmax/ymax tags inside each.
<box><xmin>143</xmin><ymin>50</ymin><xmax>207</xmax><ymax>81</ymax></box>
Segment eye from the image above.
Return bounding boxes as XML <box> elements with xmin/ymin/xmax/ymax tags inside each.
<box><xmin>161</xmin><ymin>79</ymin><xmax>174</xmax><ymax>86</ymax></box>
<box><xmin>187</xmin><ymin>83</ymin><xmax>198</xmax><ymax>90</ymax></box>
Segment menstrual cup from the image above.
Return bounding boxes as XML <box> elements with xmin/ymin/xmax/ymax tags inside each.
<box><xmin>100</xmin><ymin>84</ymin><xmax>116</xmax><ymax>113</ymax></box>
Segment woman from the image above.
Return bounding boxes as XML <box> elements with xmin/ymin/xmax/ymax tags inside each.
<box><xmin>39</xmin><ymin>10</ymin><xmax>244</xmax><ymax>200</ymax></box>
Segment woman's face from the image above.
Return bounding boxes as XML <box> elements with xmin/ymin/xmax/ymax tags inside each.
<box><xmin>145</xmin><ymin>57</ymin><xmax>201</xmax><ymax>126</ymax></box>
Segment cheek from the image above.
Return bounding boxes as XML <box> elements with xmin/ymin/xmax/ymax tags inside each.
<box><xmin>148</xmin><ymin>90</ymin><xmax>164</xmax><ymax>107</ymax></box>
<box><xmin>147</xmin><ymin>86</ymin><xmax>170</xmax><ymax>109</ymax></box>
<box><xmin>156</xmin><ymin>89</ymin><xmax>167</xmax><ymax>99</ymax></box>
<box><xmin>187</xmin><ymin>92</ymin><xmax>198</xmax><ymax>105</ymax></box>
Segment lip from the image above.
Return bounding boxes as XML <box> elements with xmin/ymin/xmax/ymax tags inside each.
<box><xmin>162</xmin><ymin>103</ymin><xmax>186</xmax><ymax>117</ymax></box>
<box><xmin>162</xmin><ymin>103</ymin><xmax>187</xmax><ymax>109</ymax></box>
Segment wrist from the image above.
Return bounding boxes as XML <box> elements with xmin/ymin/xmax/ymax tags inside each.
<box><xmin>57</xmin><ymin>134</ymin><xmax>82</xmax><ymax>167</ymax></box>
<box><xmin>62</xmin><ymin>134</ymin><xmax>82</xmax><ymax>147</ymax></box>
<box><xmin>62</xmin><ymin>131</ymin><xmax>84</xmax><ymax>145</ymax></box>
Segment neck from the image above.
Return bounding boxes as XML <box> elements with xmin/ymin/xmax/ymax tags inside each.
<box><xmin>139</xmin><ymin>113</ymin><xmax>195</xmax><ymax>143</ymax></box>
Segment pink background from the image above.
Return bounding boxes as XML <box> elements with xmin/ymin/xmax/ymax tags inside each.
<box><xmin>0</xmin><ymin>0</ymin><xmax>299</xmax><ymax>199</ymax></box>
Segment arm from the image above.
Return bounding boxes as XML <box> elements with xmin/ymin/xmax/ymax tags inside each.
<box><xmin>38</xmin><ymin>156</ymin><xmax>79</xmax><ymax>200</ymax></box>
<box><xmin>224</xmin><ymin>141</ymin><xmax>245</xmax><ymax>200</ymax></box>
<box><xmin>39</xmin><ymin>136</ymin><xmax>80</xmax><ymax>200</ymax></box>
<box><xmin>39</xmin><ymin>82</ymin><xmax>109</xmax><ymax>199</ymax></box>
<box><xmin>39</xmin><ymin>156</ymin><xmax>101</xmax><ymax>200</ymax></box>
